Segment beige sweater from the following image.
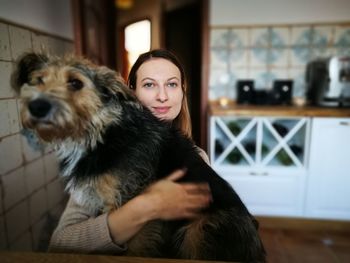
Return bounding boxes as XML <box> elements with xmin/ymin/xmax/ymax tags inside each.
<box><xmin>48</xmin><ymin>148</ymin><xmax>210</xmax><ymax>254</ymax></box>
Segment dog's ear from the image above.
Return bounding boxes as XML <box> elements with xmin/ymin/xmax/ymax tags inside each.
<box><xmin>11</xmin><ymin>52</ymin><xmax>49</xmax><ymax>94</ymax></box>
<box><xmin>94</xmin><ymin>67</ymin><xmax>136</xmax><ymax>103</ymax></box>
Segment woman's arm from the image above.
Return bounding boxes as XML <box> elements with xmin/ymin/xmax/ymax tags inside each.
<box><xmin>107</xmin><ymin>169</ymin><xmax>211</xmax><ymax>245</ymax></box>
<box><xmin>49</xmin><ymin>169</ymin><xmax>211</xmax><ymax>253</ymax></box>
<box><xmin>48</xmin><ymin>197</ymin><xmax>127</xmax><ymax>254</ymax></box>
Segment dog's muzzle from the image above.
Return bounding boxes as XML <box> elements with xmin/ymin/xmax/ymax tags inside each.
<box><xmin>28</xmin><ymin>98</ymin><xmax>52</xmax><ymax>119</ymax></box>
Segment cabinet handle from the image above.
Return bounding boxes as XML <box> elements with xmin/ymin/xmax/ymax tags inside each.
<box><xmin>339</xmin><ymin>121</ymin><xmax>350</xmax><ymax>126</ymax></box>
<box><xmin>249</xmin><ymin>172</ymin><xmax>269</xmax><ymax>176</ymax></box>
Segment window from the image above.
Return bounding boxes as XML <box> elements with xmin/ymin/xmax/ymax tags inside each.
<box><xmin>124</xmin><ymin>19</ymin><xmax>151</xmax><ymax>74</ymax></box>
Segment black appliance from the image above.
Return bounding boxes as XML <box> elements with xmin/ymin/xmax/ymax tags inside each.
<box><xmin>236</xmin><ymin>79</ymin><xmax>293</xmax><ymax>105</ymax></box>
<box><xmin>306</xmin><ymin>56</ymin><xmax>350</xmax><ymax>107</ymax></box>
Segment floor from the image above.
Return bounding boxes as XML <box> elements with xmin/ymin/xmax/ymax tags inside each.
<box><xmin>258</xmin><ymin>219</ymin><xmax>350</xmax><ymax>263</ymax></box>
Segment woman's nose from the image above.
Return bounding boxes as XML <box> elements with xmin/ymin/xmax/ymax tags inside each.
<box><xmin>157</xmin><ymin>86</ymin><xmax>168</xmax><ymax>102</ymax></box>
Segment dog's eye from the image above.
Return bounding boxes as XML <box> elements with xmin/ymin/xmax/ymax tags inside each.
<box><xmin>68</xmin><ymin>78</ymin><xmax>84</xmax><ymax>91</ymax></box>
<box><xmin>37</xmin><ymin>76</ymin><xmax>44</xmax><ymax>84</ymax></box>
<box><xmin>29</xmin><ymin>76</ymin><xmax>43</xmax><ymax>85</ymax></box>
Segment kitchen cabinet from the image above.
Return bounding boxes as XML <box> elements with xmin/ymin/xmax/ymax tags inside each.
<box><xmin>305</xmin><ymin>118</ymin><xmax>350</xmax><ymax>220</ymax></box>
<box><xmin>210</xmin><ymin>116</ymin><xmax>310</xmax><ymax>216</ymax></box>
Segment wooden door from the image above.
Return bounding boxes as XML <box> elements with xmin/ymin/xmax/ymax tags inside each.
<box><xmin>163</xmin><ymin>0</ymin><xmax>209</xmax><ymax>148</ymax></box>
<box><xmin>72</xmin><ymin>0</ymin><xmax>116</xmax><ymax>68</ymax></box>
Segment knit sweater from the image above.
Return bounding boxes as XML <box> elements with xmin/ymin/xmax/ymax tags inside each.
<box><xmin>48</xmin><ymin>148</ymin><xmax>210</xmax><ymax>254</ymax></box>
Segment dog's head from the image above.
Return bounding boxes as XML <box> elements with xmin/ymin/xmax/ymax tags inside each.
<box><xmin>11</xmin><ymin>52</ymin><xmax>136</xmax><ymax>143</ymax></box>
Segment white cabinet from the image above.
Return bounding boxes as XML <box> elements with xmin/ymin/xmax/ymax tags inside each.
<box><xmin>209</xmin><ymin>115</ymin><xmax>350</xmax><ymax>220</ymax></box>
<box><xmin>209</xmin><ymin>116</ymin><xmax>310</xmax><ymax>217</ymax></box>
<box><xmin>305</xmin><ymin>118</ymin><xmax>350</xmax><ymax>220</ymax></box>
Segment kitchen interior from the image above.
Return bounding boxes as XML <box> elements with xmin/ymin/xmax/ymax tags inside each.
<box><xmin>0</xmin><ymin>0</ymin><xmax>350</xmax><ymax>262</ymax></box>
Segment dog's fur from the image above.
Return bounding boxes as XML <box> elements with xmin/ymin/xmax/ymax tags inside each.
<box><xmin>11</xmin><ymin>52</ymin><xmax>266</xmax><ymax>262</ymax></box>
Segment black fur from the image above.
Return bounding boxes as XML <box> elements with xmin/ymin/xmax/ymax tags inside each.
<box><xmin>66</xmin><ymin>94</ymin><xmax>266</xmax><ymax>262</ymax></box>
<box><xmin>11</xmin><ymin>53</ymin><xmax>48</xmax><ymax>92</ymax></box>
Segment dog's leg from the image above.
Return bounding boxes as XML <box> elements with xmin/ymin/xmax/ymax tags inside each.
<box><xmin>126</xmin><ymin>221</ymin><xmax>166</xmax><ymax>257</ymax></box>
<box><xmin>173</xmin><ymin>208</ymin><xmax>266</xmax><ymax>262</ymax></box>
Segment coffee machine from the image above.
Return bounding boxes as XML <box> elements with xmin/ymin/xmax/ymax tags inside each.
<box><xmin>306</xmin><ymin>56</ymin><xmax>350</xmax><ymax>107</ymax></box>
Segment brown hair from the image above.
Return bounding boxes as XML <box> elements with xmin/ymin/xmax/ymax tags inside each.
<box><xmin>127</xmin><ymin>49</ymin><xmax>192</xmax><ymax>138</ymax></box>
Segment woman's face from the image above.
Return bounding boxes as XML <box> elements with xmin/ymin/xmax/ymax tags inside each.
<box><xmin>134</xmin><ymin>58</ymin><xmax>183</xmax><ymax>121</ymax></box>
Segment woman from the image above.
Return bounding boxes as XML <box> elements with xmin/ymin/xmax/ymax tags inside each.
<box><xmin>49</xmin><ymin>49</ymin><xmax>211</xmax><ymax>254</ymax></box>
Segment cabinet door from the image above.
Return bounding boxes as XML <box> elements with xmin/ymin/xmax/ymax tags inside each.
<box><xmin>209</xmin><ymin>116</ymin><xmax>309</xmax><ymax>217</ymax></box>
<box><xmin>306</xmin><ymin>118</ymin><xmax>350</xmax><ymax>220</ymax></box>
<box><xmin>210</xmin><ymin>116</ymin><xmax>309</xmax><ymax>169</ymax></box>
<box><xmin>222</xmin><ymin>171</ymin><xmax>306</xmax><ymax>217</ymax></box>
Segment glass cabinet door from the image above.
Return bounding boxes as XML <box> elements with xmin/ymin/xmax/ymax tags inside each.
<box><xmin>211</xmin><ymin>116</ymin><xmax>309</xmax><ymax>168</ymax></box>
<box><xmin>261</xmin><ymin>118</ymin><xmax>308</xmax><ymax>168</ymax></box>
<box><xmin>212</xmin><ymin>117</ymin><xmax>257</xmax><ymax>166</ymax></box>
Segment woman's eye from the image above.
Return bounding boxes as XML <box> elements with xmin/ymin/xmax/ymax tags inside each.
<box><xmin>143</xmin><ymin>83</ymin><xmax>154</xmax><ymax>88</ymax></box>
<box><xmin>167</xmin><ymin>82</ymin><xmax>178</xmax><ymax>88</ymax></box>
<box><xmin>68</xmin><ymin>78</ymin><xmax>84</xmax><ymax>90</ymax></box>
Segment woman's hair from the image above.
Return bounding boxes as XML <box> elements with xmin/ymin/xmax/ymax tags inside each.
<box><xmin>128</xmin><ymin>49</ymin><xmax>192</xmax><ymax>138</ymax></box>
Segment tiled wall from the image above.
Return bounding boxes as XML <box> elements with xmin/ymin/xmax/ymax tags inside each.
<box><xmin>209</xmin><ymin>23</ymin><xmax>350</xmax><ymax>100</ymax></box>
<box><xmin>0</xmin><ymin>21</ymin><xmax>73</xmax><ymax>251</ymax></box>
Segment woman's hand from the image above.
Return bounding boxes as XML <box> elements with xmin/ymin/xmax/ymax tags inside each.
<box><xmin>107</xmin><ymin>169</ymin><xmax>212</xmax><ymax>245</ymax></box>
<box><xmin>142</xmin><ymin>169</ymin><xmax>212</xmax><ymax>220</ymax></box>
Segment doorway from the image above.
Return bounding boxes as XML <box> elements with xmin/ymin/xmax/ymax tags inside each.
<box><xmin>163</xmin><ymin>0</ymin><xmax>204</xmax><ymax>146</ymax></box>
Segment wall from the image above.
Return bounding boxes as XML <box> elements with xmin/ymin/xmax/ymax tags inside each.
<box><xmin>0</xmin><ymin>4</ymin><xmax>74</xmax><ymax>251</ymax></box>
<box><xmin>0</xmin><ymin>0</ymin><xmax>73</xmax><ymax>39</ymax></box>
<box><xmin>210</xmin><ymin>0</ymin><xmax>350</xmax><ymax>26</ymax></box>
<box><xmin>208</xmin><ymin>0</ymin><xmax>350</xmax><ymax>101</ymax></box>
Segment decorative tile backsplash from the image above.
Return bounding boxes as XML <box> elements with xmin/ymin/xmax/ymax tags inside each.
<box><xmin>0</xmin><ymin>20</ymin><xmax>73</xmax><ymax>251</ymax></box>
<box><xmin>209</xmin><ymin>23</ymin><xmax>350</xmax><ymax>101</ymax></box>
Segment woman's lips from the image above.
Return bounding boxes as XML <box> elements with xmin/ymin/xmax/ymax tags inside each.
<box><xmin>153</xmin><ymin>106</ymin><xmax>171</xmax><ymax>114</ymax></box>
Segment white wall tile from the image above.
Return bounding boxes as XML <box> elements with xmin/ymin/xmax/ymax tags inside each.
<box><xmin>2</xmin><ymin>167</ymin><xmax>27</xmax><ymax>210</ymax></box>
<box><xmin>230</xmin><ymin>49</ymin><xmax>248</xmax><ymax>67</ymax></box>
<box><xmin>0</xmin><ymin>181</ymin><xmax>3</xmax><ymax>214</ymax></box>
<box><xmin>9</xmin><ymin>231</ymin><xmax>32</xmax><ymax>251</ymax></box>
<box><xmin>5</xmin><ymin>200</ymin><xmax>29</xmax><ymax>243</ymax></box>
<box><xmin>31</xmin><ymin>216</ymin><xmax>47</xmax><ymax>251</ymax></box>
<box><xmin>24</xmin><ymin>159</ymin><xmax>45</xmax><ymax>194</ymax></box>
<box><xmin>334</xmin><ymin>25</ymin><xmax>350</xmax><ymax>45</ymax></box>
<box><xmin>313</xmin><ymin>26</ymin><xmax>333</xmax><ymax>46</ymax></box>
<box><xmin>0</xmin><ymin>22</ymin><xmax>12</xmax><ymax>61</ymax></box>
<box><xmin>267</xmin><ymin>48</ymin><xmax>289</xmax><ymax>67</ymax></box>
<box><xmin>0</xmin><ymin>134</ymin><xmax>23</xmax><ymax>174</ymax></box>
<box><xmin>47</xmin><ymin>178</ymin><xmax>66</xmax><ymax>210</ymax></box>
<box><xmin>231</xmin><ymin>28</ymin><xmax>250</xmax><ymax>47</ymax></box>
<box><xmin>63</xmin><ymin>42</ymin><xmax>74</xmax><ymax>54</ymax></box>
<box><xmin>288</xmin><ymin>68</ymin><xmax>307</xmax><ymax>97</ymax></box>
<box><xmin>0</xmin><ymin>216</ymin><xmax>7</xmax><ymax>249</ymax></box>
<box><xmin>46</xmin><ymin>36</ymin><xmax>66</xmax><ymax>56</ymax></box>
<box><xmin>43</xmin><ymin>152</ymin><xmax>59</xmax><ymax>183</ymax></box>
<box><xmin>211</xmin><ymin>49</ymin><xmax>229</xmax><ymax>69</ymax></box>
<box><xmin>0</xmin><ymin>61</ymin><xmax>14</xmax><ymax>99</ymax></box>
<box><xmin>31</xmin><ymin>32</ymin><xmax>49</xmax><ymax>53</ymax></box>
<box><xmin>9</xmin><ymin>25</ymin><xmax>32</xmax><ymax>60</ymax></box>
<box><xmin>29</xmin><ymin>188</ymin><xmax>47</xmax><ymax>224</ymax></box>
<box><xmin>251</xmin><ymin>28</ymin><xmax>269</xmax><ymax>47</ymax></box>
<box><xmin>271</xmin><ymin>27</ymin><xmax>291</xmax><ymax>47</ymax></box>
<box><xmin>20</xmin><ymin>130</ymin><xmax>43</xmax><ymax>163</ymax></box>
<box><xmin>0</xmin><ymin>99</ymin><xmax>20</xmax><ymax>137</ymax></box>
<box><xmin>211</xmin><ymin>29</ymin><xmax>229</xmax><ymax>47</ymax></box>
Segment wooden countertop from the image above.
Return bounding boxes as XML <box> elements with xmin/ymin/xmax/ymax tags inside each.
<box><xmin>0</xmin><ymin>251</ymin><xmax>230</xmax><ymax>263</ymax></box>
<box><xmin>209</xmin><ymin>101</ymin><xmax>350</xmax><ymax>117</ymax></box>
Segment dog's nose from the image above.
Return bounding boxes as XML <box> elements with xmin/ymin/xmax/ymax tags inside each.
<box><xmin>28</xmin><ymin>99</ymin><xmax>52</xmax><ymax>118</ymax></box>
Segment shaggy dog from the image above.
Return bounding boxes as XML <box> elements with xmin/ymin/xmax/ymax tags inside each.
<box><xmin>11</xmin><ymin>52</ymin><xmax>266</xmax><ymax>262</ymax></box>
